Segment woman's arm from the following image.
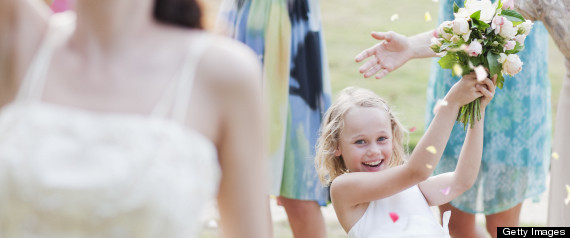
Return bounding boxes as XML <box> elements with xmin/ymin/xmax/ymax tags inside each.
<box><xmin>210</xmin><ymin>39</ymin><xmax>272</xmax><ymax>238</ymax></box>
<box><xmin>419</xmin><ymin>77</ymin><xmax>496</xmax><ymax>206</ymax></box>
<box><xmin>355</xmin><ymin>30</ymin><xmax>437</xmax><ymax>79</ymax></box>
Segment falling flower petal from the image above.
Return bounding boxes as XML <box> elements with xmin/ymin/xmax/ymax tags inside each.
<box><xmin>426</xmin><ymin>164</ymin><xmax>433</xmax><ymax>169</ymax></box>
<box><xmin>426</xmin><ymin>146</ymin><xmax>437</xmax><ymax>154</ymax></box>
<box><xmin>432</xmin><ymin>0</ymin><xmax>439</xmax><ymax>2</ymax></box>
<box><xmin>425</xmin><ymin>11</ymin><xmax>432</xmax><ymax>22</ymax></box>
<box><xmin>207</xmin><ymin>219</ymin><xmax>218</xmax><ymax>228</ymax></box>
<box><xmin>474</xmin><ymin>65</ymin><xmax>487</xmax><ymax>82</ymax></box>
<box><xmin>432</xmin><ymin>99</ymin><xmax>449</xmax><ymax>114</ymax></box>
<box><xmin>390</xmin><ymin>14</ymin><xmax>399</xmax><ymax>22</ymax></box>
<box><xmin>565</xmin><ymin>184</ymin><xmax>570</xmax><ymax>205</ymax></box>
<box><xmin>453</xmin><ymin>64</ymin><xmax>463</xmax><ymax>76</ymax></box>
<box><xmin>440</xmin><ymin>186</ymin><xmax>451</xmax><ymax>195</ymax></box>
<box><xmin>409</xmin><ymin>126</ymin><xmax>417</xmax><ymax>132</ymax></box>
<box><xmin>552</xmin><ymin>152</ymin><xmax>559</xmax><ymax>160</ymax></box>
<box><xmin>389</xmin><ymin>212</ymin><xmax>399</xmax><ymax>222</ymax></box>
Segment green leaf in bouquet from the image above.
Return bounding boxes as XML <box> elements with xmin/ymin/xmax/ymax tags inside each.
<box><xmin>496</xmin><ymin>0</ymin><xmax>503</xmax><ymax>11</ymax></box>
<box><xmin>438</xmin><ymin>53</ymin><xmax>458</xmax><ymax>69</ymax></box>
<box><xmin>453</xmin><ymin>2</ymin><xmax>460</xmax><ymax>13</ymax></box>
<box><xmin>470</xmin><ymin>10</ymin><xmax>481</xmax><ymax>20</ymax></box>
<box><xmin>487</xmin><ymin>53</ymin><xmax>501</xmax><ymax>78</ymax></box>
<box><xmin>501</xmin><ymin>10</ymin><xmax>525</xmax><ymax>24</ymax></box>
<box><xmin>471</xmin><ymin>18</ymin><xmax>490</xmax><ymax>30</ymax></box>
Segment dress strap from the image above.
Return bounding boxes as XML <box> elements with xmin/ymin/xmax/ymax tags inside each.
<box><xmin>15</xmin><ymin>12</ymin><xmax>75</xmax><ymax>102</ymax></box>
<box><xmin>151</xmin><ymin>34</ymin><xmax>211</xmax><ymax>123</ymax></box>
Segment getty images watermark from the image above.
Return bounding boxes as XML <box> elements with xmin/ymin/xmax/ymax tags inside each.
<box><xmin>498</xmin><ymin>227</ymin><xmax>568</xmax><ymax>237</ymax></box>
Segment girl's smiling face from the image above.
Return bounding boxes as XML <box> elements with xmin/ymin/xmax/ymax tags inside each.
<box><xmin>336</xmin><ymin>106</ymin><xmax>393</xmax><ymax>173</ymax></box>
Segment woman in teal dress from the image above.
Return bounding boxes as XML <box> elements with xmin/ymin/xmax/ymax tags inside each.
<box><xmin>217</xmin><ymin>0</ymin><xmax>332</xmax><ymax>237</ymax></box>
<box><xmin>355</xmin><ymin>0</ymin><xmax>550</xmax><ymax>237</ymax></box>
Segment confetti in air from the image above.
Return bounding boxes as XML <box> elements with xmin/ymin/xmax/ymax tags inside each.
<box><xmin>432</xmin><ymin>99</ymin><xmax>448</xmax><ymax>114</ymax></box>
<box><xmin>440</xmin><ymin>186</ymin><xmax>451</xmax><ymax>195</ymax></box>
<box><xmin>425</xmin><ymin>11</ymin><xmax>432</xmax><ymax>22</ymax></box>
<box><xmin>565</xmin><ymin>184</ymin><xmax>570</xmax><ymax>205</ymax></box>
<box><xmin>389</xmin><ymin>212</ymin><xmax>399</xmax><ymax>222</ymax></box>
<box><xmin>426</xmin><ymin>146</ymin><xmax>437</xmax><ymax>154</ymax></box>
<box><xmin>426</xmin><ymin>164</ymin><xmax>433</xmax><ymax>169</ymax></box>
<box><xmin>207</xmin><ymin>219</ymin><xmax>218</xmax><ymax>228</ymax></box>
<box><xmin>390</xmin><ymin>14</ymin><xmax>399</xmax><ymax>22</ymax></box>
<box><xmin>453</xmin><ymin>64</ymin><xmax>463</xmax><ymax>76</ymax></box>
<box><xmin>552</xmin><ymin>152</ymin><xmax>559</xmax><ymax>160</ymax></box>
<box><xmin>409</xmin><ymin>126</ymin><xmax>417</xmax><ymax>132</ymax></box>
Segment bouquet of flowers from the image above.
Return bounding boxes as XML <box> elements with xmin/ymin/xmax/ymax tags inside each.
<box><xmin>430</xmin><ymin>0</ymin><xmax>533</xmax><ymax>129</ymax></box>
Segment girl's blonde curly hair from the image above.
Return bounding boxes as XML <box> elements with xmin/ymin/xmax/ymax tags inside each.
<box><xmin>314</xmin><ymin>87</ymin><xmax>408</xmax><ymax>185</ymax></box>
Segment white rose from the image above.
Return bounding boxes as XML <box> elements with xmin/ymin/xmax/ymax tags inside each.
<box><xmin>499</xmin><ymin>20</ymin><xmax>517</xmax><ymax>39</ymax></box>
<box><xmin>431</xmin><ymin>37</ymin><xmax>442</xmax><ymax>46</ymax></box>
<box><xmin>518</xmin><ymin>20</ymin><xmax>533</xmax><ymax>35</ymax></box>
<box><xmin>438</xmin><ymin>21</ymin><xmax>454</xmax><ymax>40</ymax></box>
<box><xmin>501</xmin><ymin>54</ymin><xmax>523</xmax><ymax>75</ymax></box>
<box><xmin>452</xmin><ymin>19</ymin><xmax>470</xmax><ymax>35</ymax></box>
<box><xmin>460</xmin><ymin>0</ymin><xmax>496</xmax><ymax>23</ymax></box>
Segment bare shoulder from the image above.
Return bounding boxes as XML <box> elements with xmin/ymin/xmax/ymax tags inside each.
<box><xmin>198</xmin><ymin>35</ymin><xmax>262</xmax><ymax>94</ymax></box>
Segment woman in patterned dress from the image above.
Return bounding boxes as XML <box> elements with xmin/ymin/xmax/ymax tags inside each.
<box><xmin>217</xmin><ymin>0</ymin><xmax>332</xmax><ymax>237</ymax></box>
<box><xmin>355</xmin><ymin>0</ymin><xmax>550</xmax><ymax>237</ymax></box>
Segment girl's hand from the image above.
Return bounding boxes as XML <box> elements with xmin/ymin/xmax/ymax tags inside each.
<box><xmin>444</xmin><ymin>72</ymin><xmax>483</xmax><ymax>108</ymax></box>
<box><xmin>355</xmin><ymin>31</ymin><xmax>413</xmax><ymax>79</ymax></box>
<box><xmin>476</xmin><ymin>74</ymin><xmax>497</xmax><ymax>109</ymax></box>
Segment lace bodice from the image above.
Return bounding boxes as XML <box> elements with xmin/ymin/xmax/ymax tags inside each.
<box><xmin>0</xmin><ymin>13</ymin><xmax>221</xmax><ymax>238</ymax></box>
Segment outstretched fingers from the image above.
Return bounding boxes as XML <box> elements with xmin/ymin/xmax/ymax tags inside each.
<box><xmin>355</xmin><ymin>46</ymin><xmax>377</xmax><ymax>63</ymax></box>
<box><xmin>358</xmin><ymin>56</ymin><xmax>379</xmax><ymax>74</ymax></box>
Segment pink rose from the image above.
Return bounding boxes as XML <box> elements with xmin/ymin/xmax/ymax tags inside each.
<box><xmin>504</xmin><ymin>40</ymin><xmax>516</xmax><ymax>51</ymax></box>
<box><xmin>467</xmin><ymin>41</ymin><xmax>482</xmax><ymax>56</ymax></box>
<box><xmin>502</xmin><ymin>0</ymin><xmax>514</xmax><ymax>10</ymax></box>
<box><xmin>492</xmin><ymin>16</ymin><xmax>505</xmax><ymax>34</ymax></box>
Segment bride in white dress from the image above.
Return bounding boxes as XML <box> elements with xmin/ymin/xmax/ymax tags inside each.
<box><xmin>0</xmin><ymin>0</ymin><xmax>271</xmax><ymax>237</ymax></box>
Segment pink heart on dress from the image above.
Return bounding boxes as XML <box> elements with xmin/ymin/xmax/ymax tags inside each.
<box><xmin>389</xmin><ymin>212</ymin><xmax>399</xmax><ymax>222</ymax></box>
<box><xmin>440</xmin><ymin>186</ymin><xmax>451</xmax><ymax>195</ymax></box>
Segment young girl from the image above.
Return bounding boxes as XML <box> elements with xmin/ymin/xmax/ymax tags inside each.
<box><xmin>315</xmin><ymin>73</ymin><xmax>495</xmax><ymax>237</ymax></box>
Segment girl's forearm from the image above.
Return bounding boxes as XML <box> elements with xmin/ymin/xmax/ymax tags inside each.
<box><xmin>407</xmin><ymin>104</ymin><xmax>460</xmax><ymax>179</ymax></box>
<box><xmin>453</xmin><ymin>112</ymin><xmax>485</xmax><ymax>189</ymax></box>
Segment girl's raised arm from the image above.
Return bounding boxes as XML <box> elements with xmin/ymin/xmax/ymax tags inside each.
<box><xmin>419</xmin><ymin>76</ymin><xmax>496</xmax><ymax>206</ymax></box>
<box><xmin>332</xmin><ymin>73</ymin><xmax>484</xmax><ymax>207</ymax></box>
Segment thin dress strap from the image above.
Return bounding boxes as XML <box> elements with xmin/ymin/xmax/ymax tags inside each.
<box><xmin>15</xmin><ymin>12</ymin><xmax>75</xmax><ymax>102</ymax></box>
<box><xmin>151</xmin><ymin>34</ymin><xmax>210</xmax><ymax>123</ymax></box>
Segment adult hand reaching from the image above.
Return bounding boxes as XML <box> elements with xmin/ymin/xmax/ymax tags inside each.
<box><xmin>355</xmin><ymin>30</ymin><xmax>437</xmax><ymax>79</ymax></box>
<box><xmin>355</xmin><ymin>31</ymin><xmax>413</xmax><ymax>79</ymax></box>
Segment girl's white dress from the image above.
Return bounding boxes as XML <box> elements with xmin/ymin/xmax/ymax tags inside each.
<box><xmin>0</xmin><ymin>13</ymin><xmax>221</xmax><ymax>237</ymax></box>
<box><xmin>348</xmin><ymin>185</ymin><xmax>451</xmax><ymax>238</ymax></box>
